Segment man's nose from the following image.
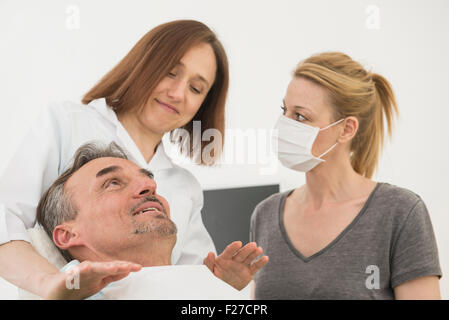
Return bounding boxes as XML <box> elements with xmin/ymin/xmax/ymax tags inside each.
<box><xmin>133</xmin><ymin>177</ymin><xmax>157</xmax><ymax>198</ymax></box>
<box><xmin>167</xmin><ymin>79</ymin><xmax>186</xmax><ymax>101</ymax></box>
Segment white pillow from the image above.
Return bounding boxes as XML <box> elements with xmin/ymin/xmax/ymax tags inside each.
<box><xmin>17</xmin><ymin>226</ymin><xmax>67</xmax><ymax>299</ymax></box>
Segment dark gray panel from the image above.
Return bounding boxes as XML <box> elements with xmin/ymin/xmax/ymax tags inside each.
<box><xmin>201</xmin><ymin>184</ymin><xmax>280</xmax><ymax>254</ymax></box>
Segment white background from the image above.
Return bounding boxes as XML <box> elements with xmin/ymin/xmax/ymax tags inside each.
<box><xmin>1</xmin><ymin>0</ymin><xmax>448</xmax><ymax>299</ymax></box>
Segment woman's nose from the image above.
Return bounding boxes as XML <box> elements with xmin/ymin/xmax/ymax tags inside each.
<box><xmin>167</xmin><ymin>79</ymin><xmax>186</xmax><ymax>101</ymax></box>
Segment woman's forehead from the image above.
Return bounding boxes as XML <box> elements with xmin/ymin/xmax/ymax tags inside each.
<box><xmin>286</xmin><ymin>77</ymin><xmax>333</xmax><ymax>115</ymax></box>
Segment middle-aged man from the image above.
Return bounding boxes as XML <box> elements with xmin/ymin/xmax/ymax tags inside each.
<box><xmin>36</xmin><ymin>142</ymin><xmax>268</xmax><ymax>299</ymax></box>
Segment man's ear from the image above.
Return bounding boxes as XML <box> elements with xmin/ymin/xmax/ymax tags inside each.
<box><xmin>338</xmin><ymin>116</ymin><xmax>359</xmax><ymax>144</ymax></box>
<box><xmin>53</xmin><ymin>224</ymin><xmax>81</xmax><ymax>250</ymax></box>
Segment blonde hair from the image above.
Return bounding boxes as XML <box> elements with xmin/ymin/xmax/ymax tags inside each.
<box><xmin>294</xmin><ymin>52</ymin><xmax>398</xmax><ymax>178</ymax></box>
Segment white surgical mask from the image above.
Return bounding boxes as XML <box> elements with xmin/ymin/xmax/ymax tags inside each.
<box><xmin>273</xmin><ymin>115</ymin><xmax>344</xmax><ymax>172</ymax></box>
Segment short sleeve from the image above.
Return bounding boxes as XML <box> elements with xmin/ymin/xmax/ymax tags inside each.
<box><xmin>249</xmin><ymin>206</ymin><xmax>258</xmax><ymax>243</ymax></box>
<box><xmin>390</xmin><ymin>199</ymin><xmax>442</xmax><ymax>288</ymax></box>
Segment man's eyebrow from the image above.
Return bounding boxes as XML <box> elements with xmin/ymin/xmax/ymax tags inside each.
<box><xmin>139</xmin><ymin>168</ymin><xmax>154</xmax><ymax>179</ymax></box>
<box><xmin>96</xmin><ymin>165</ymin><xmax>123</xmax><ymax>178</ymax></box>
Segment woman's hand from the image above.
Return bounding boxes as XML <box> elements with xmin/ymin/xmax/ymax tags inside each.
<box><xmin>203</xmin><ymin>241</ymin><xmax>269</xmax><ymax>290</ymax></box>
<box><xmin>44</xmin><ymin>260</ymin><xmax>142</xmax><ymax>300</ymax></box>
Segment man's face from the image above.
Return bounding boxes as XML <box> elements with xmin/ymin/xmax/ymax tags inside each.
<box><xmin>64</xmin><ymin>157</ymin><xmax>176</xmax><ymax>256</ymax></box>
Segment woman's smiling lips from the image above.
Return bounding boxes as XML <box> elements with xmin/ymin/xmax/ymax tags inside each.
<box><xmin>155</xmin><ymin>98</ymin><xmax>179</xmax><ymax>114</ymax></box>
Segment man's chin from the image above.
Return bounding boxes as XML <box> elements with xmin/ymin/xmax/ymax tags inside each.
<box><xmin>132</xmin><ymin>218</ymin><xmax>177</xmax><ymax>237</ymax></box>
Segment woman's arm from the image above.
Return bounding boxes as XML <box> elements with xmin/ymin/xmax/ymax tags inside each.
<box><xmin>0</xmin><ymin>103</ymin><xmax>66</xmax><ymax>296</ymax></box>
<box><xmin>0</xmin><ymin>240</ymin><xmax>59</xmax><ymax>297</ymax></box>
<box><xmin>394</xmin><ymin>276</ymin><xmax>441</xmax><ymax>300</ymax></box>
<box><xmin>0</xmin><ymin>241</ymin><xmax>142</xmax><ymax>299</ymax></box>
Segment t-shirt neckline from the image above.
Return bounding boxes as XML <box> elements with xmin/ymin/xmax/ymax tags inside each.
<box><xmin>278</xmin><ymin>182</ymin><xmax>382</xmax><ymax>263</ymax></box>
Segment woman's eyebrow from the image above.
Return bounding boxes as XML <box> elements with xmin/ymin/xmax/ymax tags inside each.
<box><xmin>96</xmin><ymin>165</ymin><xmax>122</xmax><ymax>178</ymax></box>
<box><xmin>284</xmin><ymin>99</ymin><xmax>314</xmax><ymax>115</ymax></box>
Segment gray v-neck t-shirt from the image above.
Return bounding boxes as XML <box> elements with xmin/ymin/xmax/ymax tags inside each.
<box><xmin>250</xmin><ymin>182</ymin><xmax>442</xmax><ymax>299</ymax></box>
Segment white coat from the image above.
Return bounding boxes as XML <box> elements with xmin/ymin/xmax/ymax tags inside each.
<box><xmin>0</xmin><ymin>98</ymin><xmax>216</xmax><ymax>265</ymax></box>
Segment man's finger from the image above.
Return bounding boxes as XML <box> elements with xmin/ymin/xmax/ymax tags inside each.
<box><xmin>84</xmin><ymin>261</ymin><xmax>141</xmax><ymax>276</ymax></box>
<box><xmin>102</xmin><ymin>272</ymin><xmax>132</xmax><ymax>286</ymax></box>
<box><xmin>218</xmin><ymin>241</ymin><xmax>242</xmax><ymax>260</ymax></box>
<box><xmin>250</xmin><ymin>256</ymin><xmax>269</xmax><ymax>275</ymax></box>
<box><xmin>232</xmin><ymin>242</ymin><xmax>257</xmax><ymax>263</ymax></box>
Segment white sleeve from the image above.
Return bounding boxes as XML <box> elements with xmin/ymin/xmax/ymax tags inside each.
<box><xmin>0</xmin><ymin>103</ymin><xmax>65</xmax><ymax>245</ymax></box>
<box><xmin>174</xmin><ymin>177</ymin><xmax>217</xmax><ymax>265</ymax></box>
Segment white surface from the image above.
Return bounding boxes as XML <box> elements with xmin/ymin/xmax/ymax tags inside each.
<box><xmin>1</xmin><ymin>0</ymin><xmax>448</xmax><ymax>299</ymax></box>
<box><xmin>97</xmin><ymin>265</ymin><xmax>249</xmax><ymax>300</ymax></box>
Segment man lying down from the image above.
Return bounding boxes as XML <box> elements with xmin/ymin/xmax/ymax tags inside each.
<box><xmin>36</xmin><ymin>142</ymin><xmax>269</xmax><ymax>299</ymax></box>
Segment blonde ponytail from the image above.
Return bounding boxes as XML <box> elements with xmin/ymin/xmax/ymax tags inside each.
<box><xmin>294</xmin><ymin>52</ymin><xmax>399</xmax><ymax>178</ymax></box>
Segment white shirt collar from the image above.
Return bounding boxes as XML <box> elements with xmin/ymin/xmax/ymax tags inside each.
<box><xmin>86</xmin><ymin>98</ymin><xmax>173</xmax><ymax>171</ymax></box>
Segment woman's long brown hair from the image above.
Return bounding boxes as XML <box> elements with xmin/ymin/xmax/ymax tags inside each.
<box><xmin>82</xmin><ymin>20</ymin><xmax>229</xmax><ymax>165</ymax></box>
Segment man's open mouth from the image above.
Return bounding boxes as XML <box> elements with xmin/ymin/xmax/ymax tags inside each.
<box><xmin>133</xmin><ymin>207</ymin><xmax>161</xmax><ymax>216</ymax></box>
<box><xmin>132</xmin><ymin>198</ymin><xmax>165</xmax><ymax>216</ymax></box>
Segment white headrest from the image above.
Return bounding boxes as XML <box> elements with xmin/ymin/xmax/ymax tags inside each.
<box><xmin>27</xmin><ymin>226</ymin><xmax>67</xmax><ymax>269</ymax></box>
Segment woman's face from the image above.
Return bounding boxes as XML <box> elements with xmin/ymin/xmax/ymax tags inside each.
<box><xmin>139</xmin><ymin>42</ymin><xmax>217</xmax><ymax>135</ymax></box>
<box><xmin>282</xmin><ymin>76</ymin><xmax>343</xmax><ymax>158</ymax></box>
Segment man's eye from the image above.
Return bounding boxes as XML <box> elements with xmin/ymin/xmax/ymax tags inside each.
<box><xmin>105</xmin><ymin>179</ymin><xmax>121</xmax><ymax>188</ymax></box>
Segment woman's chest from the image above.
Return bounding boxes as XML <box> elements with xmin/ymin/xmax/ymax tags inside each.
<box><xmin>283</xmin><ymin>198</ymin><xmax>366</xmax><ymax>259</ymax></box>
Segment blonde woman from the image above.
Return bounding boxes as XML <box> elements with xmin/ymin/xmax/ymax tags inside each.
<box><xmin>250</xmin><ymin>52</ymin><xmax>442</xmax><ymax>299</ymax></box>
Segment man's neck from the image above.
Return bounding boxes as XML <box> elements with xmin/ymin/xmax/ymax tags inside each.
<box><xmin>71</xmin><ymin>236</ymin><xmax>176</xmax><ymax>267</ymax></box>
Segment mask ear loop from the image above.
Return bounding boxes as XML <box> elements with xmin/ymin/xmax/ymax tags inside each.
<box><xmin>319</xmin><ymin>118</ymin><xmax>345</xmax><ymax>131</ymax></box>
<box><xmin>317</xmin><ymin>118</ymin><xmax>345</xmax><ymax>159</ymax></box>
<box><xmin>317</xmin><ymin>142</ymin><xmax>339</xmax><ymax>159</ymax></box>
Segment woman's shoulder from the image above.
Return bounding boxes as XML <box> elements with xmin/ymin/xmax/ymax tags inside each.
<box><xmin>42</xmin><ymin>100</ymin><xmax>98</xmax><ymax>124</ymax></box>
<box><xmin>252</xmin><ymin>189</ymin><xmax>291</xmax><ymax>221</ymax></box>
<box><xmin>370</xmin><ymin>182</ymin><xmax>429</xmax><ymax>228</ymax></box>
<box><xmin>45</xmin><ymin>100</ymin><xmax>88</xmax><ymax>113</ymax></box>
<box><xmin>375</xmin><ymin>182</ymin><xmax>424</xmax><ymax>208</ymax></box>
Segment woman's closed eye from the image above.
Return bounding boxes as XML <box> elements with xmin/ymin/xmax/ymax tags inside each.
<box><xmin>190</xmin><ymin>85</ymin><xmax>202</xmax><ymax>94</ymax></box>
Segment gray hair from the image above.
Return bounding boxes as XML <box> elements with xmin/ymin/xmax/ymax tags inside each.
<box><xmin>36</xmin><ymin>141</ymin><xmax>128</xmax><ymax>261</ymax></box>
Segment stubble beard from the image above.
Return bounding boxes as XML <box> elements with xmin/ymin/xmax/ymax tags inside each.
<box><xmin>131</xmin><ymin>213</ymin><xmax>177</xmax><ymax>237</ymax></box>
